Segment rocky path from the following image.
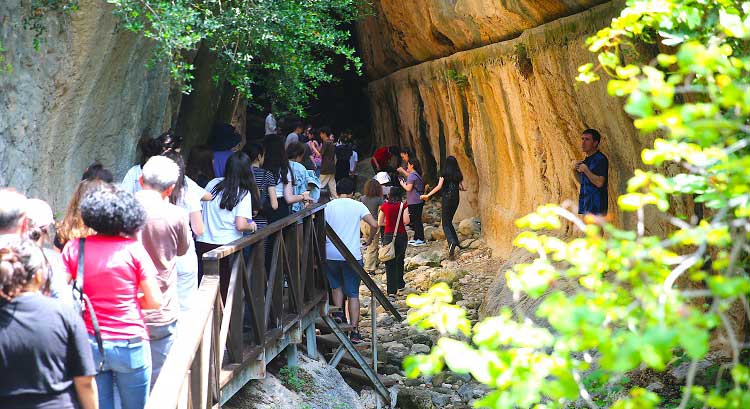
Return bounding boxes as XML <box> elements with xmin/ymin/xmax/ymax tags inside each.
<box><xmin>354</xmin><ymin>199</ymin><xmax>500</xmax><ymax>409</ymax></box>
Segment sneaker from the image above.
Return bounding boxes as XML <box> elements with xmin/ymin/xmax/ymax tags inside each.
<box><xmin>411</xmin><ymin>239</ymin><xmax>426</xmax><ymax>247</ymax></box>
<box><xmin>407</xmin><ymin>239</ymin><xmax>416</xmax><ymax>245</ymax></box>
<box><xmin>332</xmin><ymin>311</ymin><xmax>347</xmax><ymax>324</ymax></box>
<box><xmin>350</xmin><ymin>331</ymin><xmax>364</xmax><ymax>344</ymax></box>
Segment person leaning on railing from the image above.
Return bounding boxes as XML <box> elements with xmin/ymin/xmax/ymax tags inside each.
<box><xmin>61</xmin><ymin>185</ymin><xmax>163</xmax><ymax>409</ymax></box>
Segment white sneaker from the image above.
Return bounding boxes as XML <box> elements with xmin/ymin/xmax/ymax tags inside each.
<box><xmin>411</xmin><ymin>239</ymin><xmax>426</xmax><ymax>247</ymax></box>
<box><xmin>407</xmin><ymin>239</ymin><xmax>416</xmax><ymax>245</ymax></box>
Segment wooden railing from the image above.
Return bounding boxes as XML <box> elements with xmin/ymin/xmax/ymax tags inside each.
<box><xmin>147</xmin><ymin>202</ymin><xmax>403</xmax><ymax>408</ymax></box>
<box><xmin>147</xmin><ymin>204</ymin><xmax>329</xmax><ymax>409</ymax></box>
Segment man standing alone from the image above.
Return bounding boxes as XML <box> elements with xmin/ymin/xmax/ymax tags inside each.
<box><xmin>136</xmin><ymin>156</ymin><xmax>192</xmax><ymax>386</ymax></box>
<box><xmin>573</xmin><ymin>128</ymin><xmax>609</xmax><ymax>215</ymax></box>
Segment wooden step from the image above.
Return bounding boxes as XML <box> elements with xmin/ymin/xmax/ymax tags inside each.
<box><xmin>339</xmin><ymin>367</ymin><xmax>398</xmax><ymax>387</ymax></box>
<box><xmin>316</xmin><ymin>333</ymin><xmax>369</xmax><ymax>351</ymax></box>
<box><xmin>315</xmin><ymin>317</ymin><xmax>355</xmax><ymax>333</ymax></box>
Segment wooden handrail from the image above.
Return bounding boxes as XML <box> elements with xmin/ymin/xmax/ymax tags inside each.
<box><xmin>147</xmin><ymin>275</ymin><xmax>221</xmax><ymax>409</ymax></box>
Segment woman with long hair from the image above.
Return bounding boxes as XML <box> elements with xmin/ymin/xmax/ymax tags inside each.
<box><xmin>0</xmin><ymin>239</ymin><xmax>98</xmax><ymax>409</ymax></box>
<box><xmin>185</xmin><ymin>144</ymin><xmax>216</xmax><ymax>188</ymax></box>
<box><xmin>421</xmin><ymin>155</ymin><xmax>466</xmax><ymax>259</ymax></box>
<box><xmin>61</xmin><ymin>185</ymin><xmax>163</xmax><ymax>409</ymax></box>
<box><xmin>195</xmin><ymin>152</ymin><xmax>259</xmax><ymax>299</ymax></box>
<box><xmin>399</xmin><ymin>157</ymin><xmax>426</xmax><ymax>246</ymax></box>
<box><xmin>378</xmin><ymin>186</ymin><xmax>410</xmax><ymax>297</ymax></box>
<box><xmin>55</xmin><ymin>179</ymin><xmax>107</xmax><ymax>250</ymax></box>
<box><xmin>262</xmin><ymin>135</ymin><xmax>309</xmax><ymax>223</ymax></box>
<box><xmin>307</xmin><ymin>130</ymin><xmax>323</xmax><ymax>176</ymax></box>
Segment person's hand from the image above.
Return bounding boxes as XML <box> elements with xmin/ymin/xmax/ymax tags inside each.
<box><xmin>420</xmin><ymin>194</ymin><xmax>430</xmax><ymax>201</ymax></box>
<box><xmin>575</xmin><ymin>162</ymin><xmax>589</xmax><ymax>173</ymax></box>
<box><xmin>249</xmin><ymin>221</ymin><xmax>258</xmax><ymax>233</ymax></box>
<box><xmin>571</xmin><ymin>160</ymin><xmax>580</xmax><ymax>171</ymax></box>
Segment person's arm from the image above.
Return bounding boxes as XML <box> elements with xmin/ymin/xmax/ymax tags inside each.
<box><xmin>309</xmin><ymin>142</ymin><xmax>321</xmax><ymax>156</ymax></box>
<box><xmin>268</xmin><ymin>186</ymin><xmax>279</xmax><ymax>209</ymax></box>
<box><xmin>189</xmin><ymin>211</ymin><xmax>204</xmax><ymax>237</ymax></box>
<box><xmin>363</xmin><ymin>214</ymin><xmax>378</xmax><ymax>245</ymax></box>
<box><xmin>235</xmin><ymin>217</ymin><xmax>257</xmax><ymax>232</ymax></box>
<box><xmin>74</xmin><ymin>376</ymin><xmax>98</xmax><ymax>409</ymax></box>
<box><xmin>282</xmin><ymin>181</ymin><xmax>309</xmax><ymax>204</ymax></box>
<box><xmin>400</xmin><ymin>179</ymin><xmax>414</xmax><ymax>192</ymax></box>
<box><xmin>201</xmin><ymin>191</ymin><xmax>212</xmax><ymax>201</ymax></box>
<box><xmin>421</xmin><ymin>177</ymin><xmax>444</xmax><ymax>200</ymax></box>
<box><xmin>459</xmin><ymin>182</ymin><xmax>466</xmax><ymax>191</ymax></box>
<box><xmin>377</xmin><ymin>209</ymin><xmax>385</xmax><ymax>227</ymax></box>
<box><xmin>396</xmin><ymin>167</ymin><xmax>409</xmax><ymax>177</ymax></box>
<box><xmin>139</xmin><ymin>276</ymin><xmax>163</xmax><ymax>310</ymax></box>
<box><xmin>401</xmin><ymin>206</ymin><xmax>411</xmax><ymax>226</ymax></box>
<box><xmin>577</xmin><ymin>163</ymin><xmax>606</xmax><ymax>188</ymax></box>
<box><xmin>372</xmin><ymin>157</ymin><xmax>381</xmax><ymax>171</ymax></box>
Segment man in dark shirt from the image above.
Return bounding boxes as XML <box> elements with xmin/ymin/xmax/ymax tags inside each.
<box><xmin>319</xmin><ymin>127</ymin><xmax>337</xmax><ymax>198</ymax></box>
<box><xmin>573</xmin><ymin>128</ymin><xmax>609</xmax><ymax>215</ymax></box>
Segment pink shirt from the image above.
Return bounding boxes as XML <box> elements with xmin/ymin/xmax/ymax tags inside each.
<box><xmin>62</xmin><ymin>235</ymin><xmax>158</xmax><ymax>340</ymax></box>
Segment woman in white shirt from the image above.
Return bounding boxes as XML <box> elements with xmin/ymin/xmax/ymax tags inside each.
<box><xmin>195</xmin><ymin>152</ymin><xmax>259</xmax><ymax>299</ymax></box>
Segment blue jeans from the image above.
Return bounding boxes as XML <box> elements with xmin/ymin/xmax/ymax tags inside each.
<box><xmin>89</xmin><ymin>336</ymin><xmax>151</xmax><ymax>409</ymax></box>
<box><xmin>148</xmin><ymin>321</ymin><xmax>177</xmax><ymax>388</ymax></box>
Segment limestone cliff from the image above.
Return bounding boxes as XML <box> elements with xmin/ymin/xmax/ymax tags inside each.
<box><xmin>365</xmin><ymin>0</ymin><xmax>661</xmax><ymax>255</ymax></box>
<box><xmin>356</xmin><ymin>0</ymin><xmax>608</xmax><ymax>78</ymax></box>
<box><xmin>0</xmin><ymin>0</ymin><xmax>179</xmax><ymax>209</ymax></box>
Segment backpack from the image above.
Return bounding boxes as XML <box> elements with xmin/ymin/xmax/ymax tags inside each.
<box><xmin>335</xmin><ymin>143</ymin><xmax>353</xmax><ymax>161</ymax></box>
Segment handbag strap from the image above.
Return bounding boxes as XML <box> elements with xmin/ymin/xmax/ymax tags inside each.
<box><xmin>393</xmin><ymin>202</ymin><xmax>405</xmax><ymax>234</ymax></box>
<box><xmin>77</xmin><ymin>238</ymin><xmax>105</xmax><ymax>371</ymax></box>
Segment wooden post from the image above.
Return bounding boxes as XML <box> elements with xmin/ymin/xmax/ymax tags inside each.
<box><xmin>305</xmin><ymin>323</ymin><xmax>318</xmax><ymax>360</ymax></box>
<box><xmin>286</xmin><ymin>343</ymin><xmax>299</xmax><ymax>367</ymax></box>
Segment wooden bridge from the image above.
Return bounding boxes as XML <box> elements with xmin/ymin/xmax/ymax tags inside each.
<box><xmin>145</xmin><ymin>203</ymin><xmax>402</xmax><ymax>409</ymax></box>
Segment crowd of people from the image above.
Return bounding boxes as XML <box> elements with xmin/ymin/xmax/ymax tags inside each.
<box><xmin>0</xmin><ymin>113</ymin><xmax>608</xmax><ymax>408</ymax></box>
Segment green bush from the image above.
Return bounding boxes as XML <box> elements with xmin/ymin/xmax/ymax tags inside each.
<box><xmin>405</xmin><ymin>1</ymin><xmax>750</xmax><ymax>408</ymax></box>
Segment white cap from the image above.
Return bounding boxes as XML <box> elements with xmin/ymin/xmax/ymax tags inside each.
<box><xmin>374</xmin><ymin>172</ymin><xmax>390</xmax><ymax>185</ymax></box>
<box><xmin>26</xmin><ymin>198</ymin><xmax>54</xmax><ymax>227</ymax></box>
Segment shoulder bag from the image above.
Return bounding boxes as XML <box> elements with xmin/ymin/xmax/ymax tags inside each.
<box><xmin>71</xmin><ymin>238</ymin><xmax>105</xmax><ymax>370</ymax></box>
<box><xmin>378</xmin><ymin>202</ymin><xmax>404</xmax><ymax>262</ymax></box>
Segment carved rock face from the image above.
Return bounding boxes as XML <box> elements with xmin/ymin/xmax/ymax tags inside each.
<box><xmin>0</xmin><ymin>1</ymin><xmax>178</xmax><ymax>211</ymax></box>
<box><xmin>365</xmin><ymin>1</ymin><xmax>685</xmax><ymax>255</ymax></box>
<box><xmin>356</xmin><ymin>0</ymin><xmax>609</xmax><ymax>79</ymax></box>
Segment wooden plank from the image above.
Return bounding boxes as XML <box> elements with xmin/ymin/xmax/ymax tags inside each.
<box><xmin>227</xmin><ymin>255</ymin><xmax>245</xmax><ymax>363</ymax></box>
<box><xmin>264</xmin><ymin>233</ymin><xmax>281</xmax><ymax>327</ymax></box>
<box><xmin>325</xmin><ymin>223</ymin><xmax>402</xmax><ymax>321</ymax></box>
<box><xmin>146</xmin><ymin>276</ymin><xmax>219</xmax><ymax>409</ymax></box>
<box><xmin>219</xmin><ymin>255</ymin><xmax>241</xmax><ymax>364</ymax></box>
<box><xmin>202</xmin><ymin>204</ymin><xmax>325</xmax><ymax>260</ymax></box>
<box><xmin>246</xmin><ymin>244</ymin><xmax>265</xmax><ymax>346</ymax></box>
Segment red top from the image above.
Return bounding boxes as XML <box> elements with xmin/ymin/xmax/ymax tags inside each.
<box><xmin>62</xmin><ymin>235</ymin><xmax>157</xmax><ymax>340</ymax></box>
<box><xmin>380</xmin><ymin>200</ymin><xmax>407</xmax><ymax>235</ymax></box>
<box><xmin>372</xmin><ymin>147</ymin><xmax>392</xmax><ymax>167</ymax></box>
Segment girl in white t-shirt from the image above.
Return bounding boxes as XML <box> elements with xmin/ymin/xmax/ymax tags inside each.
<box><xmin>195</xmin><ymin>152</ymin><xmax>259</xmax><ymax>299</ymax></box>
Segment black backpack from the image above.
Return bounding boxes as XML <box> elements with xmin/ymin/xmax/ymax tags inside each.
<box><xmin>335</xmin><ymin>143</ymin><xmax>353</xmax><ymax>161</ymax></box>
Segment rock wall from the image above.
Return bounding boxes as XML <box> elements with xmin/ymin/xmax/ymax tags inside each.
<box><xmin>365</xmin><ymin>0</ymin><xmax>660</xmax><ymax>255</ymax></box>
<box><xmin>0</xmin><ymin>0</ymin><xmax>179</xmax><ymax>210</ymax></box>
<box><xmin>356</xmin><ymin>0</ymin><xmax>608</xmax><ymax>78</ymax></box>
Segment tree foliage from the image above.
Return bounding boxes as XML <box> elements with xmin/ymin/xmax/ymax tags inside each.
<box><xmin>15</xmin><ymin>0</ymin><xmax>366</xmax><ymax>114</ymax></box>
<box><xmin>406</xmin><ymin>1</ymin><xmax>750</xmax><ymax>408</ymax></box>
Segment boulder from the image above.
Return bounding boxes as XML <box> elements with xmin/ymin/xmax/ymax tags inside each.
<box><xmin>431</xmin><ymin>227</ymin><xmax>446</xmax><ymax>241</ymax></box>
<box><xmin>429</xmin><ymin>269</ymin><xmax>466</xmax><ymax>286</ymax></box>
<box><xmin>224</xmin><ymin>355</ymin><xmax>364</xmax><ymax>409</ymax></box>
<box><xmin>458</xmin><ymin>217</ymin><xmax>481</xmax><ymax>237</ymax></box>
<box><xmin>405</xmin><ymin>251</ymin><xmax>443</xmax><ymax>271</ymax></box>
<box><xmin>423</xmin><ymin>225</ymin><xmax>437</xmax><ymax>241</ymax></box>
<box><xmin>397</xmin><ymin>387</ymin><xmax>434</xmax><ymax>409</ymax></box>
<box><xmin>410</xmin><ymin>343</ymin><xmax>431</xmax><ymax>355</ymax></box>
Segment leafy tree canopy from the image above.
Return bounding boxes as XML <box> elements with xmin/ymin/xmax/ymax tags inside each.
<box><xmin>18</xmin><ymin>0</ymin><xmax>367</xmax><ymax>114</ymax></box>
<box><xmin>406</xmin><ymin>1</ymin><xmax>750</xmax><ymax>408</ymax></box>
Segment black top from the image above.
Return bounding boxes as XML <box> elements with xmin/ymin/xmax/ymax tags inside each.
<box><xmin>442</xmin><ymin>178</ymin><xmax>461</xmax><ymax>202</ymax></box>
<box><xmin>0</xmin><ymin>293</ymin><xmax>96</xmax><ymax>409</ymax></box>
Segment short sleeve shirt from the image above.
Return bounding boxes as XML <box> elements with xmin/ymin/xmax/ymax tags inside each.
<box><xmin>405</xmin><ymin>172</ymin><xmax>424</xmax><ymax>205</ymax></box>
<box><xmin>120</xmin><ymin>164</ymin><xmax>142</xmax><ymax>195</ymax></box>
<box><xmin>325</xmin><ymin>198</ymin><xmax>370</xmax><ymax>261</ymax></box>
<box><xmin>252</xmin><ymin>166</ymin><xmax>277</xmax><ymax>227</ymax></box>
<box><xmin>198</xmin><ymin>178</ymin><xmax>253</xmax><ymax>244</ymax></box>
<box><xmin>372</xmin><ymin>147</ymin><xmax>392</xmax><ymax>167</ymax></box>
<box><xmin>578</xmin><ymin>151</ymin><xmax>609</xmax><ymax>215</ymax></box>
<box><xmin>381</xmin><ymin>201</ymin><xmax>408</xmax><ymax>235</ymax></box>
<box><xmin>0</xmin><ymin>293</ymin><xmax>96</xmax><ymax>408</ymax></box>
<box><xmin>62</xmin><ymin>235</ymin><xmax>157</xmax><ymax>340</ymax></box>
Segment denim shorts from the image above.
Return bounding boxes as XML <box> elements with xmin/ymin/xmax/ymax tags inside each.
<box><xmin>326</xmin><ymin>259</ymin><xmax>363</xmax><ymax>298</ymax></box>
